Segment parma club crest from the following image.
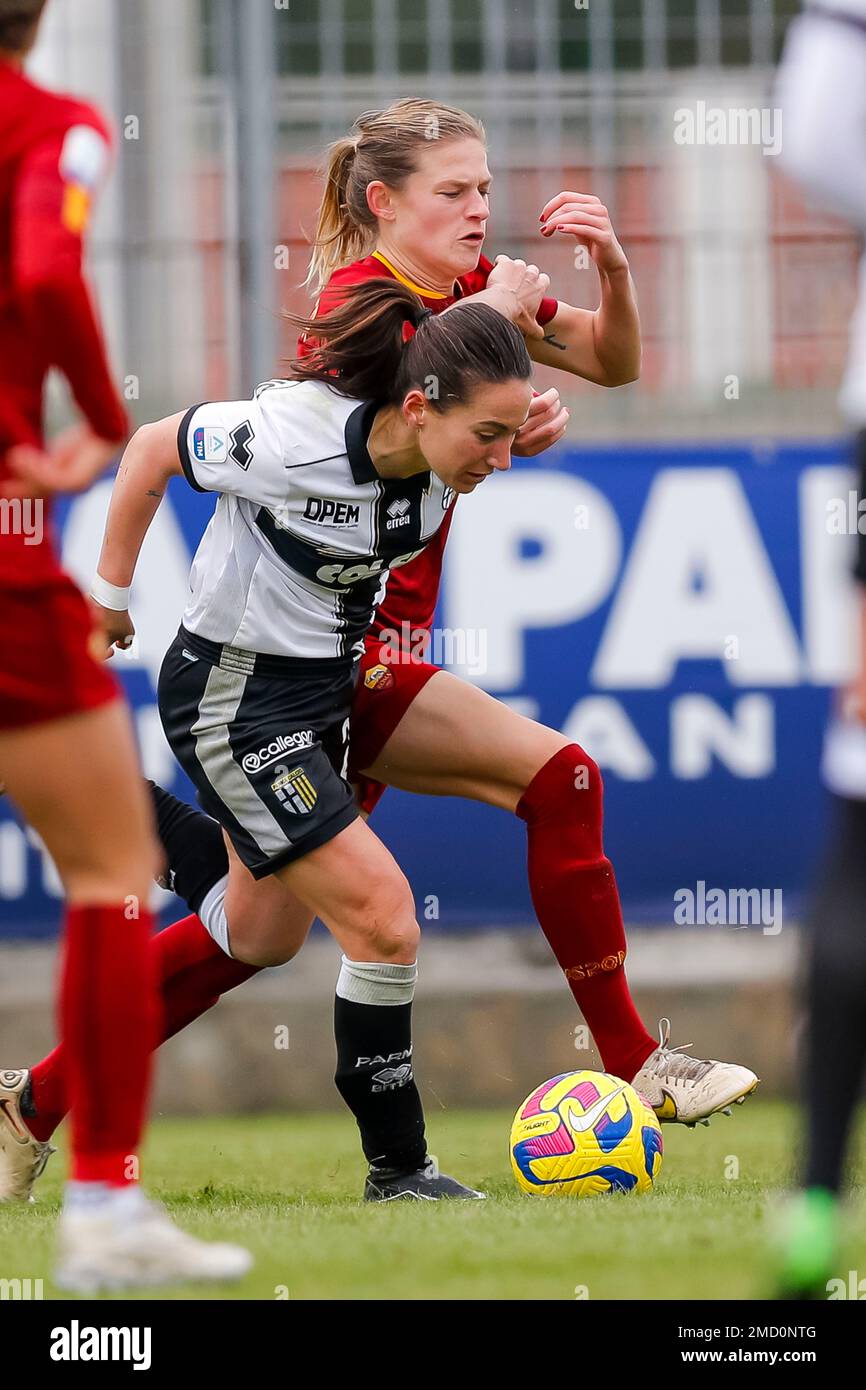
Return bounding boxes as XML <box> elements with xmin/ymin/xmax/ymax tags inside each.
<box><xmin>270</xmin><ymin>766</ymin><xmax>318</xmax><ymax>814</ymax></box>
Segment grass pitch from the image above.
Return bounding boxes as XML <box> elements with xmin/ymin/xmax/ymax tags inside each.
<box><xmin>0</xmin><ymin>1100</ymin><xmax>863</xmax><ymax>1300</ymax></box>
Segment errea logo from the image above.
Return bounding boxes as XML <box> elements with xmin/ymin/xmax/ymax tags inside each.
<box><xmin>386</xmin><ymin>497</ymin><xmax>411</xmax><ymax>530</ymax></box>
<box><xmin>229</xmin><ymin>420</ymin><xmax>255</xmax><ymax>470</ymax></box>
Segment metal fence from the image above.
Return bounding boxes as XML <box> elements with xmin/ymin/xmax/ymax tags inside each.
<box><xmin>32</xmin><ymin>0</ymin><xmax>857</xmax><ymax>437</ymax></box>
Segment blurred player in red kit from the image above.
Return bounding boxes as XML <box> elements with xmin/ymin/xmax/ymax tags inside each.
<box><xmin>0</xmin><ymin>0</ymin><xmax>249</xmax><ymax>1287</ymax></box>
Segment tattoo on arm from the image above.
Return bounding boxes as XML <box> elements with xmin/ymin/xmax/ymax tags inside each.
<box><xmin>543</xmin><ymin>333</ymin><xmax>568</xmax><ymax>351</ymax></box>
<box><xmin>146</xmin><ymin>488</ymin><xmax>163</xmax><ymax>499</ymax></box>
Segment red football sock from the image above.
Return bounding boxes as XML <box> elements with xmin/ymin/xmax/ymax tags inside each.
<box><xmin>29</xmin><ymin>913</ymin><xmax>259</xmax><ymax>1143</ymax></box>
<box><xmin>149</xmin><ymin>912</ymin><xmax>261</xmax><ymax>1041</ymax></box>
<box><xmin>61</xmin><ymin>903</ymin><xmax>158</xmax><ymax>1185</ymax></box>
<box><xmin>516</xmin><ymin>745</ymin><xmax>657</xmax><ymax>1082</ymax></box>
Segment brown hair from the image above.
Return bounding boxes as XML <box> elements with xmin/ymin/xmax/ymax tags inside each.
<box><xmin>306</xmin><ymin>98</ymin><xmax>486</xmax><ymax>293</ymax></box>
<box><xmin>0</xmin><ymin>0</ymin><xmax>47</xmax><ymax>52</ymax></box>
<box><xmin>286</xmin><ymin>279</ymin><xmax>530</xmax><ymax>408</ymax></box>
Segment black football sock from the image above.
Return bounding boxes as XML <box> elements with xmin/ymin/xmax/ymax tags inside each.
<box><xmin>334</xmin><ymin>958</ymin><xmax>427</xmax><ymax>1171</ymax></box>
<box><xmin>147</xmin><ymin>780</ymin><xmax>230</xmax><ymax>914</ymax></box>
<box><xmin>802</xmin><ymin>794</ymin><xmax>866</xmax><ymax>1193</ymax></box>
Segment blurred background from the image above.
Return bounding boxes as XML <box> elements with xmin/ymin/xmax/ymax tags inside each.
<box><xmin>1</xmin><ymin>0</ymin><xmax>859</xmax><ymax>1109</ymax></box>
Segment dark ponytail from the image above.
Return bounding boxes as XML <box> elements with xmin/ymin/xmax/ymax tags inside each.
<box><xmin>285</xmin><ymin>280</ymin><xmax>531</xmax><ymax>408</ymax></box>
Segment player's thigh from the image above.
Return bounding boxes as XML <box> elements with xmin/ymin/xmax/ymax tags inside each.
<box><xmin>274</xmin><ymin>816</ymin><xmax>418</xmax><ymax>963</ymax></box>
<box><xmin>0</xmin><ymin>700</ymin><xmax>157</xmax><ymax>902</ymax></box>
<box><xmin>157</xmin><ymin>645</ymin><xmax>412</xmax><ymax>958</ymax></box>
<box><xmin>222</xmin><ymin>831</ymin><xmax>314</xmax><ymax>966</ymax></box>
<box><xmin>361</xmin><ymin>670</ymin><xmax>569</xmax><ymax>811</ymax></box>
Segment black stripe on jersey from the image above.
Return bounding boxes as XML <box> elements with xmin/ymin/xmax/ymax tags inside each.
<box><xmin>176</xmin><ymin>402</ymin><xmax>211</xmax><ymax>493</ymax></box>
<box><xmin>332</xmin><ymin>584</ymin><xmax>345</xmax><ymax>662</ymax></box>
<box><xmin>255</xmin><ymin>506</ymin><xmax>390</xmax><ymax>585</ymax></box>
<box><xmin>371</xmin><ymin>478</ymin><xmax>384</xmax><ymax>561</ymax></box>
<box><xmin>345</xmin><ymin>399</ymin><xmax>380</xmax><ymax>484</ymax></box>
<box><xmin>374</xmin><ymin>472</ymin><xmax>430</xmax><ymax>555</ymax></box>
<box><xmin>256</xmin><ymin>496</ymin><xmax>430</xmax><ymax>573</ymax></box>
<box><xmin>334</xmin><ymin>582</ymin><xmax>383</xmax><ymax>659</ymax></box>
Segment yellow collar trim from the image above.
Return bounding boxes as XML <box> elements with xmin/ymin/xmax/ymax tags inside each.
<box><xmin>372</xmin><ymin>251</ymin><xmax>450</xmax><ymax>300</ymax></box>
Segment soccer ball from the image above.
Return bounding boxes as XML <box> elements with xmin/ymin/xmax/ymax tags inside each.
<box><xmin>510</xmin><ymin>1070</ymin><xmax>663</xmax><ymax>1197</ymax></box>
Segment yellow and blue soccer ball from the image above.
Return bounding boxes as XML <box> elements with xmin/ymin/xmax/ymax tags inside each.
<box><xmin>510</xmin><ymin>1070</ymin><xmax>663</xmax><ymax>1197</ymax></box>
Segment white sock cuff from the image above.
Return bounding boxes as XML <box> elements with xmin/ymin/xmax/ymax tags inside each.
<box><xmin>197</xmin><ymin>874</ymin><xmax>233</xmax><ymax>958</ymax></box>
<box><xmin>336</xmin><ymin>956</ymin><xmax>417</xmax><ymax>1006</ymax></box>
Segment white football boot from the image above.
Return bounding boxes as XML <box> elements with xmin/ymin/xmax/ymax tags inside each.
<box><xmin>0</xmin><ymin>1069</ymin><xmax>56</xmax><ymax>1202</ymax></box>
<box><xmin>631</xmin><ymin>1018</ymin><xmax>759</xmax><ymax>1126</ymax></box>
<box><xmin>55</xmin><ymin>1189</ymin><xmax>253</xmax><ymax>1292</ymax></box>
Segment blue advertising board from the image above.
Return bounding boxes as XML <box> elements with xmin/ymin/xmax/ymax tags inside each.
<box><xmin>0</xmin><ymin>437</ymin><xmax>856</xmax><ymax>936</ymax></box>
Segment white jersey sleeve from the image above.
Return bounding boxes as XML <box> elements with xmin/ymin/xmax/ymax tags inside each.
<box><xmin>176</xmin><ymin>396</ymin><xmax>289</xmax><ymax>508</ymax></box>
<box><xmin>777</xmin><ymin>3</ymin><xmax>866</xmax><ymax>230</ymax></box>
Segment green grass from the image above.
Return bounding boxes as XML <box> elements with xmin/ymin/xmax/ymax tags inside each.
<box><xmin>1</xmin><ymin>1102</ymin><xmax>864</xmax><ymax>1300</ymax></box>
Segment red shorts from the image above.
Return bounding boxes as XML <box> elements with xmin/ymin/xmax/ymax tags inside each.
<box><xmin>0</xmin><ymin>570</ymin><xmax>119</xmax><ymax>731</ymax></box>
<box><xmin>348</xmin><ymin>639</ymin><xmax>440</xmax><ymax>815</ymax></box>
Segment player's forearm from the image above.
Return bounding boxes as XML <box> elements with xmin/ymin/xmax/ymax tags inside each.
<box><xmin>19</xmin><ymin>273</ymin><xmax>128</xmax><ymax>443</ymax></box>
<box><xmin>530</xmin><ymin>269</ymin><xmax>641</xmax><ymax>386</ymax></box>
<box><xmin>591</xmin><ymin>264</ymin><xmax>641</xmax><ymax>385</ymax></box>
<box><xmin>96</xmin><ymin>421</ymin><xmax>181</xmax><ymax>587</ymax></box>
<box><xmin>471</xmin><ymin>284</ymin><xmax>523</xmax><ymax>324</ymax></box>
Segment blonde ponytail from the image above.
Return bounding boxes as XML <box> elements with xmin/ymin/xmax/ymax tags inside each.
<box><xmin>304</xmin><ymin>137</ymin><xmax>375</xmax><ymax>293</ymax></box>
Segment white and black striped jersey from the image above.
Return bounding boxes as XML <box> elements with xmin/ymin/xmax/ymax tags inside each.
<box><xmin>176</xmin><ymin>379</ymin><xmax>451</xmax><ymax>666</ymax></box>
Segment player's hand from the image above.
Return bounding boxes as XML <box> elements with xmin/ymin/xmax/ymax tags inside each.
<box><xmin>486</xmin><ymin>255</ymin><xmax>550</xmax><ymax>339</ymax></box>
<box><xmin>539</xmin><ymin>192</ymin><xmax>629</xmax><ymax>276</ymax></box>
<box><xmin>90</xmin><ymin>600</ymin><xmax>136</xmax><ymax>661</ymax></box>
<box><xmin>6</xmin><ymin>424</ymin><xmax>123</xmax><ymax>498</ymax></box>
<box><xmin>512</xmin><ymin>388</ymin><xmax>570</xmax><ymax>457</ymax></box>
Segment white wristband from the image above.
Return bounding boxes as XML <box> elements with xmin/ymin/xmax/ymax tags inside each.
<box><xmin>90</xmin><ymin>573</ymin><xmax>131</xmax><ymax>611</ymax></box>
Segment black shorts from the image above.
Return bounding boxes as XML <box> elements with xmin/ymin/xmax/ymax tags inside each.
<box><xmin>158</xmin><ymin>628</ymin><xmax>359</xmax><ymax>879</ymax></box>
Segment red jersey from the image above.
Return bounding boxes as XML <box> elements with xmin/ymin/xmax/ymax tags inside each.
<box><xmin>298</xmin><ymin>250</ymin><xmax>558</xmax><ymax>641</ymax></box>
<box><xmin>0</xmin><ymin>60</ymin><xmax>127</xmax><ymax>582</ymax></box>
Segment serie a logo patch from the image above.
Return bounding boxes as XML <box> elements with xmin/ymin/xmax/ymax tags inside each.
<box><xmin>193</xmin><ymin>426</ymin><xmax>227</xmax><ymax>462</ymax></box>
<box><xmin>270</xmin><ymin>766</ymin><xmax>318</xmax><ymax>814</ymax></box>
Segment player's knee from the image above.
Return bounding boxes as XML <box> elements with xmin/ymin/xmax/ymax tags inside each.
<box><xmin>570</xmin><ymin>746</ymin><xmax>603</xmax><ymax>799</ymax></box>
<box><xmin>353</xmin><ymin>912</ymin><xmax>420</xmax><ymax>964</ymax></box>
<box><xmin>232</xmin><ymin>939</ymin><xmax>293</xmax><ymax>968</ymax></box>
<box><xmin>518</xmin><ymin>742</ymin><xmax>604</xmax><ymax>825</ymax></box>
<box><xmin>233</xmin><ymin>925</ymin><xmax>309</xmax><ymax>969</ymax></box>
<box><xmin>344</xmin><ymin>874</ymin><xmax>419</xmax><ymax>962</ymax></box>
<box><xmin>57</xmin><ymin>826</ymin><xmax>159</xmax><ymax>906</ymax></box>
<box><xmin>225</xmin><ymin>900</ymin><xmax>312</xmax><ymax>969</ymax></box>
